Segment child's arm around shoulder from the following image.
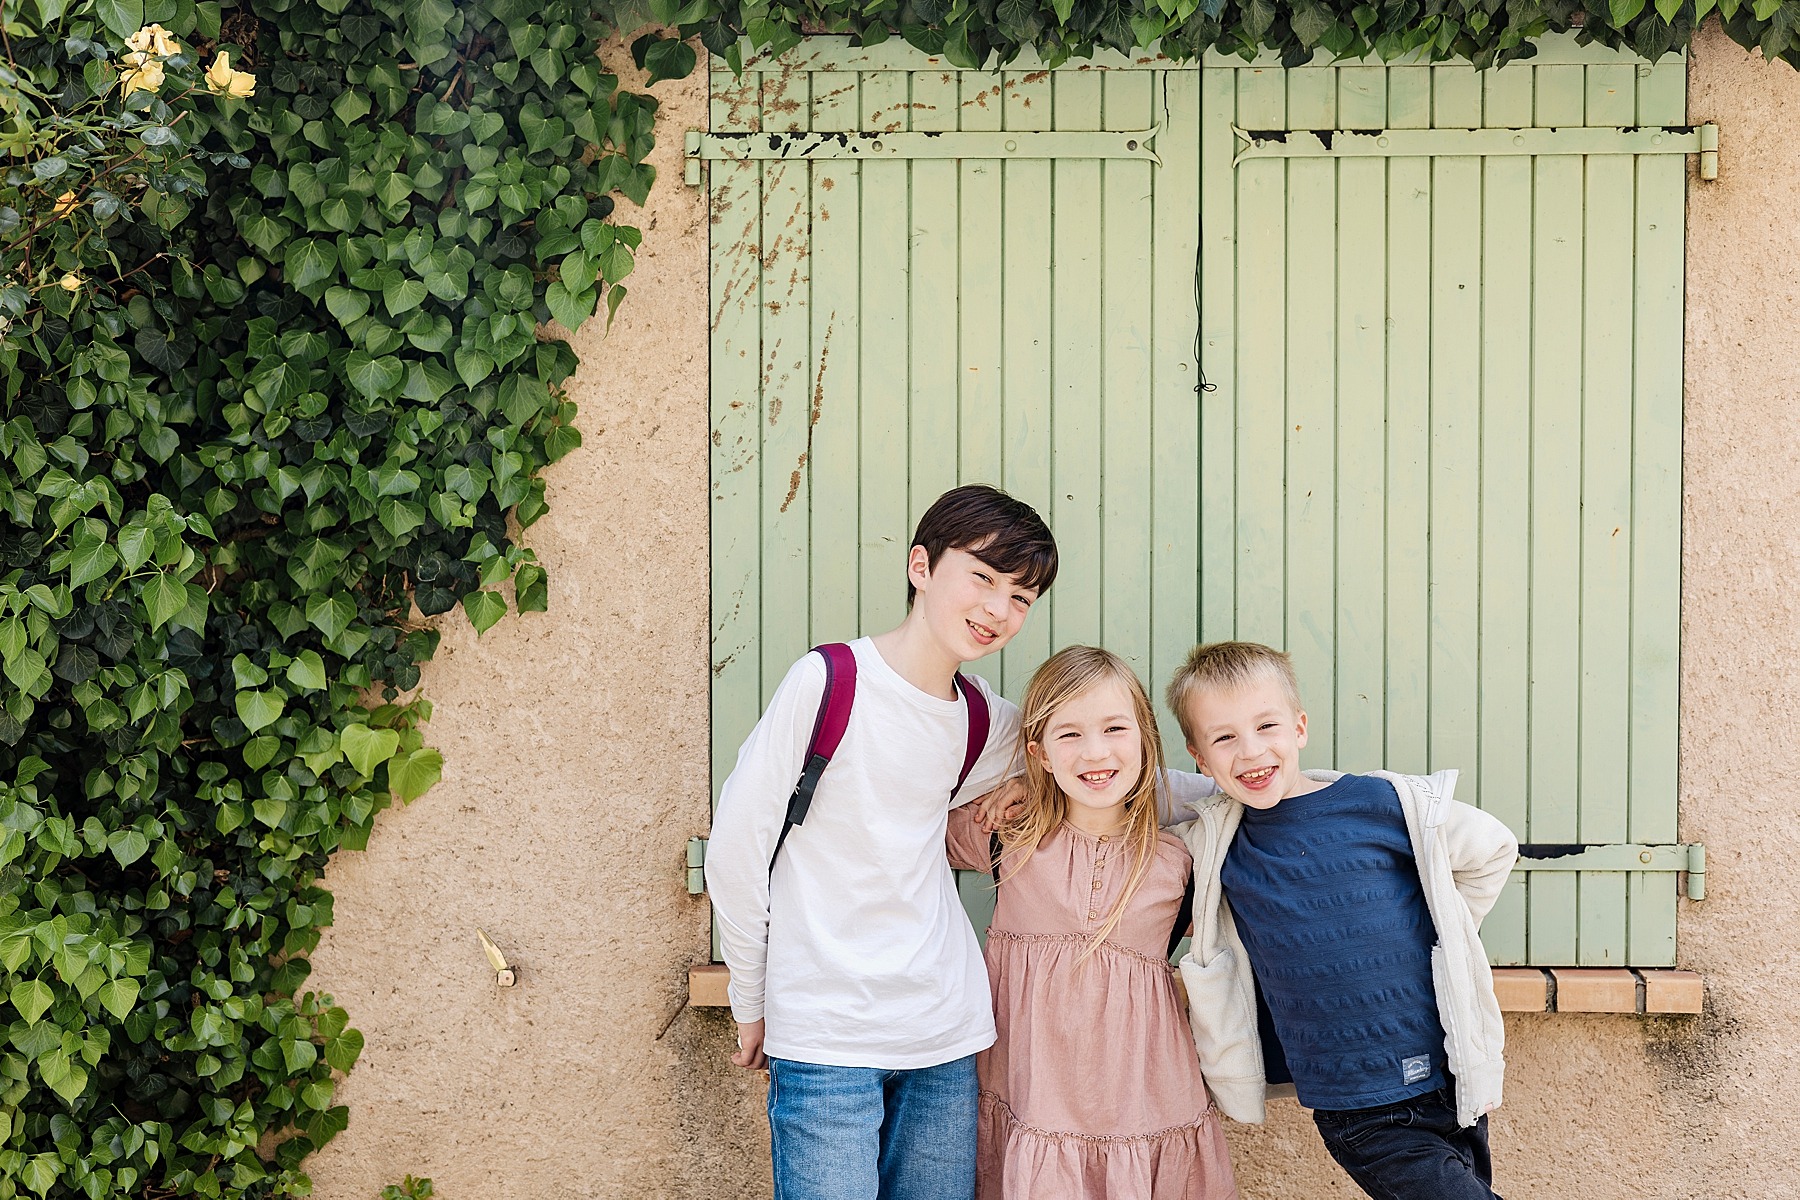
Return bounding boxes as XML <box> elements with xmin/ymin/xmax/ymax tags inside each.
<box><xmin>945</xmin><ymin>803</ymin><xmax>995</xmax><ymax>873</ymax></box>
<box><xmin>1437</xmin><ymin>783</ymin><xmax>1520</xmax><ymax>926</ymax></box>
<box><xmin>1155</xmin><ymin>766</ymin><xmax>1220</xmax><ymax>829</ymax></box>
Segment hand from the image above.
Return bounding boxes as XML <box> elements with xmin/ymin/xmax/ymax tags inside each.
<box><xmin>973</xmin><ymin>777</ymin><xmax>1027</xmax><ymax>832</ymax></box>
<box><xmin>732</xmin><ymin>1019</ymin><xmax>769</xmax><ymax>1071</ymax></box>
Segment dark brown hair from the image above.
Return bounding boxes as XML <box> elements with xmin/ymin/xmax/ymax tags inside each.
<box><xmin>906</xmin><ymin>484</ymin><xmax>1058</xmax><ymax>607</ymax></box>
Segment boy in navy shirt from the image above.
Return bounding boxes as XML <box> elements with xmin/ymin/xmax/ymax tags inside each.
<box><xmin>1167</xmin><ymin>641</ymin><xmax>1518</xmax><ymax>1200</ymax></box>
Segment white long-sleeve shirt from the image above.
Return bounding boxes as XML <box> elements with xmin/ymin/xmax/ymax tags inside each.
<box><xmin>704</xmin><ymin>638</ymin><xmax>1022</xmax><ymax>1069</ymax></box>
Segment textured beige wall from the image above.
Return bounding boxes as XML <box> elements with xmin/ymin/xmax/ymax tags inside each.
<box><xmin>306</xmin><ymin>27</ymin><xmax>1800</xmax><ymax>1200</ymax></box>
<box><xmin>303</xmin><ymin>42</ymin><xmax>766</xmax><ymax>1200</ymax></box>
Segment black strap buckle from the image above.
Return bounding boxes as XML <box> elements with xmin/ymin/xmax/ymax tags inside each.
<box><xmin>785</xmin><ymin>753</ymin><xmax>830</xmax><ymax>826</ymax></box>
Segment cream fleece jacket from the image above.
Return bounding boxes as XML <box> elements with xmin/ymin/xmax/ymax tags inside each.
<box><xmin>1172</xmin><ymin>768</ymin><xmax>1519</xmax><ymax>1129</ymax></box>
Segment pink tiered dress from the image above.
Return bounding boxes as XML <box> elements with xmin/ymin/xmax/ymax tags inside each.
<box><xmin>948</xmin><ymin>806</ymin><xmax>1238</xmax><ymax>1200</ymax></box>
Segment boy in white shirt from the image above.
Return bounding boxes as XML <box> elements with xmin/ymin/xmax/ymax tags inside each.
<box><xmin>705</xmin><ymin>485</ymin><xmax>1057</xmax><ymax>1200</ymax></box>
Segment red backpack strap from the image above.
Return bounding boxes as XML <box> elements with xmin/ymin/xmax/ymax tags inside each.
<box><xmin>950</xmin><ymin>672</ymin><xmax>990</xmax><ymax>804</ymax></box>
<box><xmin>769</xmin><ymin>644</ymin><xmax>857</xmax><ymax>873</ymax></box>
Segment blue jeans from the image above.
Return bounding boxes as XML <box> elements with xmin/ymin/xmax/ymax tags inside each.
<box><xmin>768</xmin><ymin>1055</ymin><xmax>978</xmax><ymax>1200</ymax></box>
<box><xmin>1312</xmin><ymin>1087</ymin><xmax>1503</xmax><ymax>1200</ymax></box>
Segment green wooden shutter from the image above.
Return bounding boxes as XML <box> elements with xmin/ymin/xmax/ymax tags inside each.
<box><xmin>707</xmin><ymin>38</ymin><xmax>1689</xmax><ymax>967</ymax></box>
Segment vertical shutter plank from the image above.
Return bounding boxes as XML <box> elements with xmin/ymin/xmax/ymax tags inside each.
<box><xmin>996</xmin><ymin>69</ymin><xmax>1056</xmax><ymax>698</ymax></box>
<box><xmin>759</xmin><ymin>70</ymin><xmax>814</xmax><ymax>697</ymax></box>
<box><xmin>1153</xmin><ymin>69</ymin><xmax>1205</xmax><ymax>764</ymax></box>
<box><xmin>1524</xmin><ymin>63</ymin><xmax>1586</xmax><ymax>966</ymax></box>
<box><xmin>910</xmin><ymin>71</ymin><xmax>963</xmax><ymax>516</ymax></box>
<box><xmin>1626</xmin><ymin>60</ymin><xmax>1686</xmax><ymax>967</ymax></box>
<box><xmin>1473</xmin><ymin>64</ymin><xmax>1534</xmax><ymax>965</ymax></box>
<box><xmin>1332</xmin><ymin>65</ymin><xmax>1388</xmax><ymax>775</ymax></box>
<box><xmin>1101</xmin><ymin>71</ymin><xmax>1157</xmax><ymax>680</ymax></box>
<box><xmin>1050</xmin><ymin>70</ymin><xmax>1106</xmax><ymax>653</ymax></box>
<box><xmin>1576</xmin><ymin>63</ymin><xmax>1641</xmax><ymax>965</ymax></box>
<box><xmin>858</xmin><ymin>69</ymin><xmax>913</xmax><ymax>638</ymax></box>
<box><xmin>957</xmin><ymin>75</ymin><xmax>1005</xmax><ymax>488</ymax></box>
<box><xmin>1381</xmin><ymin>66</ymin><xmax>1432</xmax><ymax>774</ymax></box>
<box><xmin>710</xmin><ymin>70</ymin><xmax>766</xmax><ymax>801</ymax></box>
<box><xmin>1197</xmin><ymin>66</ymin><xmax>1240</xmax><ymax>649</ymax></box>
<box><xmin>808</xmin><ymin>71</ymin><xmax>863</xmax><ymax>643</ymax></box>
<box><xmin>1427</xmin><ymin>65</ymin><xmax>1483</xmax><ymax>807</ymax></box>
<box><xmin>1232</xmin><ymin>67</ymin><xmax>1288</xmax><ymax>648</ymax></box>
<box><xmin>1283</xmin><ymin>67</ymin><xmax>1338</xmax><ymax>769</ymax></box>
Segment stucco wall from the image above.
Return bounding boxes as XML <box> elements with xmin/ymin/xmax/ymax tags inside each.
<box><xmin>304</xmin><ymin>27</ymin><xmax>1800</xmax><ymax>1200</ymax></box>
<box><xmin>302</xmin><ymin>43</ymin><xmax>763</xmax><ymax>1200</ymax></box>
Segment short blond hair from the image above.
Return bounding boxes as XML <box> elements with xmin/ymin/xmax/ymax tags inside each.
<box><xmin>1165</xmin><ymin>641</ymin><xmax>1305</xmax><ymax>745</ymax></box>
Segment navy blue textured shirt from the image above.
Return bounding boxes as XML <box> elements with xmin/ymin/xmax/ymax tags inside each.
<box><xmin>1220</xmin><ymin>774</ymin><xmax>1448</xmax><ymax>1111</ymax></box>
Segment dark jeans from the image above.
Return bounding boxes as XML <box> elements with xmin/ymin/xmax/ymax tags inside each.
<box><xmin>1312</xmin><ymin>1087</ymin><xmax>1503</xmax><ymax>1200</ymax></box>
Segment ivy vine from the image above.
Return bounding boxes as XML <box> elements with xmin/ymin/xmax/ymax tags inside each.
<box><xmin>1</xmin><ymin>0</ymin><xmax>654</xmax><ymax>1190</ymax></box>
<box><xmin>672</xmin><ymin>0</ymin><xmax>1800</xmax><ymax>73</ymax></box>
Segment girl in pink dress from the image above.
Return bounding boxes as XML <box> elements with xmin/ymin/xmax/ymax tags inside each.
<box><xmin>947</xmin><ymin>646</ymin><xmax>1238</xmax><ymax>1200</ymax></box>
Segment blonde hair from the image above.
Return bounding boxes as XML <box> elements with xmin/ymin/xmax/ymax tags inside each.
<box><xmin>1164</xmin><ymin>641</ymin><xmax>1304</xmax><ymax>746</ymax></box>
<box><xmin>998</xmin><ymin>646</ymin><xmax>1165</xmax><ymax>963</ymax></box>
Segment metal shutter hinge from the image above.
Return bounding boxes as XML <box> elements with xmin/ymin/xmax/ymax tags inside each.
<box><xmin>1233</xmin><ymin>123</ymin><xmax>1719</xmax><ymax>179</ymax></box>
<box><xmin>687</xmin><ymin>836</ymin><xmax>707</xmax><ymax>894</ymax></box>
<box><xmin>1514</xmin><ymin>842</ymin><xmax>1706</xmax><ymax>901</ymax></box>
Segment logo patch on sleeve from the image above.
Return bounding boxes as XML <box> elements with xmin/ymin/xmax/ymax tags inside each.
<box><xmin>1401</xmin><ymin>1055</ymin><xmax>1432</xmax><ymax>1085</ymax></box>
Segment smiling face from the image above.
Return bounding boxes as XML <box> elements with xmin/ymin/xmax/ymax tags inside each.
<box><xmin>906</xmin><ymin>544</ymin><xmax>1039</xmax><ymax>662</ymax></box>
<box><xmin>1028</xmin><ymin>676</ymin><xmax>1145</xmax><ymax>833</ymax></box>
<box><xmin>1181</xmin><ymin>673</ymin><xmax>1320</xmax><ymax>810</ymax></box>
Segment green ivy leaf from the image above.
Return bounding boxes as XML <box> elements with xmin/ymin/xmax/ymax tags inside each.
<box><xmin>96</xmin><ymin>978</ymin><xmax>140</xmax><ymax>1021</ymax></box>
<box><xmin>454</xmin><ymin>346</ymin><xmax>495</xmax><ymax>388</ymax></box>
<box><xmin>325</xmin><ymin>1028</ymin><xmax>365</xmax><ymax>1073</ymax></box>
<box><xmin>108</xmin><ymin>827</ymin><xmax>150</xmax><ymax>866</ymax></box>
<box><xmin>306</xmin><ymin>593</ymin><xmax>357</xmax><ymax>640</ymax></box>
<box><xmin>92</xmin><ymin>0</ymin><xmax>143</xmax><ymax>35</ymax></box>
<box><xmin>287</xmin><ymin>650</ymin><xmax>328</xmax><ymax>691</ymax></box>
<box><xmin>40</xmin><ymin>1049</ymin><xmax>89</xmax><ymax>1104</ymax></box>
<box><xmin>285</xmin><ymin>238</ymin><xmax>341</xmax><ymax>292</ymax></box>
<box><xmin>67</xmin><ymin>537</ymin><xmax>119</xmax><ymax>589</ymax></box>
<box><xmin>544</xmin><ymin>280</ymin><xmax>596</xmax><ymax>331</ymax></box>
<box><xmin>346</xmin><ymin>351</ymin><xmax>405</xmax><ymax>399</ymax></box>
<box><xmin>384</xmin><ymin>277</ymin><xmax>429</xmax><ymax>316</ymax></box>
<box><xmin>325</xmin><ymin>286</ymin><xmax>372</xmax><ymax>324</ymax></box>
<box><xmin>19</xmin><ymin>1153</ymin><xmax>61</xmax><ymax>1197</ymax></box>
<box><xmin>596</xmin><ymin>241</ymin><xmax>635</xmax><ymax>284</ymax></box>
<box><xmin>377</xmin><ymin>497</ymin><xmax>426</xmax><ymax>539</ymax></box>
<box><xmin>516</xmin><ymin>562</ymin><xmax>548</xmax><ymax>611</ymax></box>
<box><xmin>633</xmin><ymin>33</ymin><xmax>702</xmax><ymax>85</ymax></box>
<box><xmin>11</xmin><ymin>978</ymin><xmax>54</xmax><ymax>1024</ymax></box>
<box><xmin>340</xmin><ymin>724</ymin><xmax>400</xmax><ymax>777</ymax></box>
<box><xmin>118</xmin><ymin>522</ymin><xmax>155</xmax><ymax>570</ymax></box>
<box><xmin>388</xmin><ymin>747</ymin><xmax>443</xmax><ymax>802</ymax></box>
<box><xmin>461</xmin><ymin>589</ymin><xmax>508</xmax><ymax>635</ymax></box>
<box><xmin>235</xmin><ymin>688</ymin><xmax>287</xmax><ymax>734</ymax></box>
<box><xmin>142</xmin><ymin>573</ymin><xmax>188</xmax><ymax>630</ymax></box>
<box><xmin>2</xmin><ymin>645</ymin><xmax>47</xmax><ymax>693</ymax></box>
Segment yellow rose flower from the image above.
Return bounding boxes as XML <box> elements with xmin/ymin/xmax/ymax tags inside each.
<box><xmin>126</xmin><ymin>23</ymin><xmax>180</xmax><ymax>58</ymax></box>
<box><xmin>58</xmin><ymin>273</ymin><xmax>83</xmax><ymax>292</ymax></box>
<box><xmin>53</xmin><ymin>191</ymin><xmax>79</xmax><ymax>217</ymax></box>
<box><xmin>120</xmin><ymin>55</ymin><xmax>165</xmax><ymax>97</ymax></box>
<box><xmin>205</xmin><ymin>53</ymin><xmax>257</xmax><ymax>98</ymax></box>
<box><xmin>205</xmin><ymin>51</ymin><xmax>233</xmax><ymax>93</ymax></box>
